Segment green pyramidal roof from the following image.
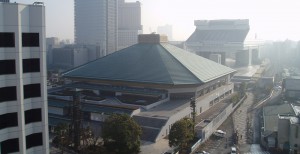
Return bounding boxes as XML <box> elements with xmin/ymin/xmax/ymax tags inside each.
<box><xmin>63</xmin><ymin>43</ymin><xmax>235</xmax><ymax>85</ymax></box>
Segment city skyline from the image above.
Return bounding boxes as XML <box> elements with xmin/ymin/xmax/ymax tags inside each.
<box><xmin>15</xmin><ymin>0</ymin><xmax>300</xmax><ymax>41</ymax></box>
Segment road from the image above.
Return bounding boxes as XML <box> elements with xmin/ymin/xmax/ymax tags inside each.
<box><xmin>194</xmin><ymin>87</ymin><xmax>281</xmax><ymax>154</ymax></box>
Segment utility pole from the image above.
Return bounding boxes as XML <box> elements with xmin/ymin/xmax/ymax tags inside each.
<box><xmin>190</xmin><ymin>97</ymin><xmax>196</xmax><ymax>136</ymax></box>
<box><xmin>71</xmin><ymin>89</ymin><xmax>82</xmax><ymax>151</ymax></box>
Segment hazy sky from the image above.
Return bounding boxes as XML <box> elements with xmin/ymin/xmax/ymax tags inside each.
<box><xmin>15</xmin><ymin>0</ymin><xmax>300</xmax><ymax>41</ymax></box>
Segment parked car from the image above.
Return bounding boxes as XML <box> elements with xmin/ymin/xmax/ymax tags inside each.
<box><xmin>231</xmin><ymin>146</ymin><xmax>237</xmax><ymax>154</ymax></box>
<box><xmin>213</xmin><ymin>130</ymin><xmax>226</xmax><ymax>138</ymax></box>
<box><xmin>195</xmin><ymin>151</ymin><xmax>210</xmax><ymax>154</ymax></box>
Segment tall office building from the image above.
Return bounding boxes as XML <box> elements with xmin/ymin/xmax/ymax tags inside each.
<box><xmin>157</xmin><ymin>24</ymin><xmax>173</xmax><ymax>41</ymax></box>
<box><xmin>0</xmin><ymin>2</ymin><xmax>49</xmax><ymax>154</ymax></box>
<box><xmin>75</xmin><ymin>0</ymin><xmax>118</xmax><ymax>55</ymax></box>
<box><xmin>118</xmin><ymin>0</ymin><xmax>142</xmax><ymax>50</ymax></box>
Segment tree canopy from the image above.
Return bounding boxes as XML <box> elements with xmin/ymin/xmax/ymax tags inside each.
<box><xmin>102</xmin><ymin>114</ymin><xmax>142</xmax><ymax>154</ymax></box>
<box><xmin>169</xmin><ymin>118</ymin><xmax>194</xmax><ymax>152</ymax></box>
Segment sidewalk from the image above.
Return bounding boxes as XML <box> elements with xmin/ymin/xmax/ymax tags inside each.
<box><xmin>232</xmin><ymin>93</ymin><xmax>254</xmax><ymax>146</ymax></box>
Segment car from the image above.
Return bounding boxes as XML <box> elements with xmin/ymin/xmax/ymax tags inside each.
<box><xmin>203</xmin><ymin>119</ymin><xmax>211</xmax><ymax>123</ymax></box>
<box><xmin>195</xmin><ymin>151</ymin><xmax>210</xmax><ymax>154</ymax></box>
<box><xmin>231</xmin><ymin>146</ymin><xmax>237</xmax><ymax>154</ymax></box>
<box><xmin>213</xmin><ymin>130</ymin><xmax>226</xmax><ymax>138</ymax></box>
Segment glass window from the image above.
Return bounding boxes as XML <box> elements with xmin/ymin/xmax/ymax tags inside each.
<box><xmin>0</xmin><ymin>86</ymin><xmax>17</xmax><ymax>103</ymax></box>
<box><xmin>23</xmin><ymin>59</ymin><xmax>40</xmax><ymax>73</ymax></box>
<box><xmin>25</xmin><ymin>108</ymin><xmax>42</xmax><ymax>124</ymax></box>
<box><xmin>26</xmin><ymin>133</ymin><xmax>43</xmax><ymax>149</ymax></box>
<box><xmin>0</xmin><ymin>60</ymin><xmax>16</xmax><ymax>75</ymax></box>
<box><xmin>0</xmin><ymin>112</ymin><xmax>18</xmax><ymax>129</ymax></box>
<box><xmin>24</xmin><ymin>84</ymin><xmax>41</xmax><ymax>99</ymax></box>
<box><xmin>22</xmin><ymin>33</ymin><xmax>39</xmax><ymax>47</ymax></box>
<box><xmin>0</xmin><ymin>32</ymin><xmax>15</xmax><ymax>47</ymax></box>
<box><xmin>1</xmin><ymin>138</ymin><xmax>19</xmax><ymax>154</ymax></box>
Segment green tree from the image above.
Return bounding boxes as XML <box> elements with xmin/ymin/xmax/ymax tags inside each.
<box><xmin>169</xmin><ymin>118</ymin><xmax>194</xmax><ymax>153</ymax></box>
<box><xmin>102</xmin><ymin>114</ymin><xmax>142</xmax><ymax>154</ymax></box>
<box><xmin>52</xmin><ymin>123</ymin><xmax>71</xmax><ymax>154</ymax></box>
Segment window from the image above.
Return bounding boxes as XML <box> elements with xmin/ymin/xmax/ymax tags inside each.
<box><xmin>24</xmin><ymin>84</ymin><xmax>41</xmax><ymax>99</ymax></box>
<box><xmin>23</xmin><ymin>59</ymin><xmax>40</xmax><ymax>73</ymax></box>
<box><xmin>0</xmin><ymin>60</ymin><xmax>16</xmax><ymax>75</ymax></box>
<box><xmin>1</xmin><ymin>138</ymin><xmax>19</xmax><ymax>154</ymax></box>
<box><xmin>25</xmin><ymin>108</ymin><xmax>42</xmax><ymax>124</ymax></box>
<box><xmin>0</xmin><ymin>32</ymin><xmax>15</xmax><ymax>47</ymax></box>
<box><xmin>26</xmin><ymin>133</ymin><xmax>43</xmax><ymax>149</ymax></box>
<box><xmin>0</xmin><ymin>86</ymin><xmax>17</xmax><ymax>103</ymax></box>
<box><xmin>0</xmin><ymin>112</ymin><xmax>18</xmax><ymax>129</ymax></box>
<box><xmin>22</xmin><ymin>33</ymin><xmax>39</xmax><ymax>47</ymax></box>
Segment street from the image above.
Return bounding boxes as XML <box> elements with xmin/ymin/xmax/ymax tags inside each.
<box><xmin>195</xmin><ymin>91</ymin><xmax>272</xmax><ymax>154</ymax></box>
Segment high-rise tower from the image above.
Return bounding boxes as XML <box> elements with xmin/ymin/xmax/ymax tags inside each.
<box><xmin>0</xmin><ymin>2</ymin><xmax>49</xmax><ymax>153</ymax></box>
<box><xmin>74</xmin><ymin>0</ymin><xmax>118</xmax><ymax>55</ymax></box>
<box><xmin>118</xmin><ymin>0</ymin><xmax>142</xmax><ymax>50</ymax></box>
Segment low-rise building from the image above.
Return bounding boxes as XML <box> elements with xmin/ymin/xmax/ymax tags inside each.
<box><xmin>278</xmin><ymin>105</ymin><xmax>300</xmax><ymax>153</ymax></box>
<box><xmin>283</xmin><ymin>76</ymin><xmax>300</xmax><ymax>99</ymax></box>
<box><xmin>262</xmin><ymin>103</ymin><xmax>300</xmax><ymax>153</ymax></box>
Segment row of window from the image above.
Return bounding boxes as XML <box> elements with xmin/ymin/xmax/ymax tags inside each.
<box><xmin>0</xmin><ymin>32</ymin><xmax>40</xmax><ymax>47</ymax></box>
<box><xmin>0</xmin><ymin>59</ymin><xmax>40</xmax><ymax>75</ymax></box>
<box><xmin>0</xmin><ymin>108</ymin><xmax>42</xmax><ymax>130</ymax></box>
<box><xmin>0</xmin><ymin>84</ymin><xmax>41</xmax><ymax>102</ymax></box>
<box><xmin>0</xmin><ymin>133</ymin><xmax>43</xmax><ymax>153</ymax></box>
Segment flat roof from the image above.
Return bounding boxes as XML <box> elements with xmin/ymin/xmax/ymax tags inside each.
<box><xmin>48</xmin><ymin>99</ymin><xmax>136</xmax><ymax>115</ymax></box>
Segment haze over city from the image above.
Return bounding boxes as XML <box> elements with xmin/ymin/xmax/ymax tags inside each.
<box><xmin>15</xmin><ymin>0</ymin><xmax>300</xmax><ymax>41</ymax></box>
<box><xmin>2</xmin><ymin>0</ymin><xmax>300</xmax><ymax>154</ymax></box>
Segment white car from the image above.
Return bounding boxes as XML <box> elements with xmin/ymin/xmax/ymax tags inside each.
<box><xmin>195</xmin><ymin>151</ymin><xmax>210</xmax><ymax>154</ymax></box>
<box><xmin>213</xmin><ymin>130</ymin><xmax>226</xmax><ymax>138</ymax></box>
<box><xmin>231</xmin><ymin>147</ymin><xmax>237</xmax><ymax>154</ymax></box>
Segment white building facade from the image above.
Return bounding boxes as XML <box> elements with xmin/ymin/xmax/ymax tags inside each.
<box><xmin>0</xmin><ymin>2</ymin><xmax>49</xmax><ymax>153</ymax></box>
<box><xmin>74</xmin><ymin>0</ymin><xmax>118</xmax><ymax>55</ymax></box>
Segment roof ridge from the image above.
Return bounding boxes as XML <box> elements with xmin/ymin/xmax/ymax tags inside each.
<box><xmin>160</xmin><ymin>43</ymin><xmax>235</xmax><ymax>83</ymax></box>
<box><xmin>63</xmin><ymin>44</ymin><xmax>138</xmax><ymax>77</ymax></box>
<box><xmin>154</xmin><ymin>44</ymin><xmax>178</xmax><ymax>85</ymax></box>
<box><xmin>159</xmin><ymin>43</ymin><xmax>202</xmax><ymax>84</ymax></box>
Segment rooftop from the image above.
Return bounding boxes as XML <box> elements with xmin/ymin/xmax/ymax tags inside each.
<box><xmin>263</xmin><ymin>104</ymin><xmax>294</xmax><ymax>132</ymax></box>
<box><xmin>63</xmin><ymin>35</ymin><xmax>235</xmax><ymax>85</ymax></box>
<box><xmin>187</xmin><ymin>19</ymin><xmax>249</xmax><ymax>43</ymax></box>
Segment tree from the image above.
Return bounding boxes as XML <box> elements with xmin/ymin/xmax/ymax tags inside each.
<box><xmin>169</xmin><ymin>118</ymin><xmax>194</xmax><ymax>153</ymax></box>
<box><xmin>52</xmin><ymin>123</ymin><xmax>71</xmax><ymax>154</ymax></box>
<box><xmin>102</xmin><ymin>114</ymin><xmax>142</xmax><ymax>154</ymax></box>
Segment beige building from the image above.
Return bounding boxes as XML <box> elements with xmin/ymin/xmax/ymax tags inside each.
<box><xmin>278</xmin><ymin>105</ymin><xmax>300</xmax><ymax>154</ymax></box>
<box><xmin>262</xmin><ymin>103</ymin><xmax>300</xmax><ymax>153</ymax></box>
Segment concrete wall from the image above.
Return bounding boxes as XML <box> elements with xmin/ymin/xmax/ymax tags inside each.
<box><xmin>289</xmin><ymin>124</ymin><xmax>300</xmax><ymax>153</ymax></box>
<box><xmin>155</xmin><ymin>83</ymin><xmax>234</xmax><ymax>142</ymax></box>
<box><xmin>278</xmin><ymin>118</ymin><xmax>290</xmax><ymax>149</ymax></box>
<box><xmin>196</xmin><ymin>95</ymin><xmax>246</xmax><ymax>143</ymax></box>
